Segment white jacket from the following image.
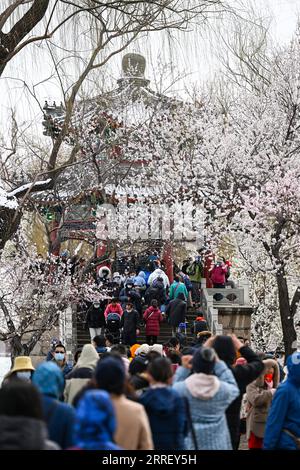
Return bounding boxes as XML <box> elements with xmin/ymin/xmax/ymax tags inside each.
<box><xmin>148</xmin><ymin>269</ymin><xmax>170</xmax><ymax>288</ymax></box>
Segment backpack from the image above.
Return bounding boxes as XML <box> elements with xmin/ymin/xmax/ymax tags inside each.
<box><xmin>187</xmin><ymin>262</ymin><xmax>196</xmax><ymax>276</ymax></box>
<box><xmin>183</xmin><ymin>275</ymin><xmax>193</xmax><ymax>292</ymax></box>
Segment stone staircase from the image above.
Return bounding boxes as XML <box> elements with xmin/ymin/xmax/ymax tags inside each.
<box><xmin>74</xmin><ymin>279</ymin><xmax>254</xmax><ymax>350</ymax></box>
<box><xmin>76</xmin><ymin>306</ymin><xmax>199</xmax><ymax>349</ymax></box>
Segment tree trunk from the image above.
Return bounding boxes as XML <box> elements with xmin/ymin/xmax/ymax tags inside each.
<box><xmin>276</xmin><ymin>272</ymin><xmax>297</xmax><ymax>359</ymax></box>
<box><xmin>0</xmin><ymin>206</ymin><xmax>22</xmax><ymax>251</ymax></box>
<box><xmin>0</xmin><ymin>0</ymin><xmax>50</xmax><ymax>76</ymax></box>
<box><xmin>9</xmin><ymin>335</ymin><xmax>27</xmax><ymax>365</ymax></box>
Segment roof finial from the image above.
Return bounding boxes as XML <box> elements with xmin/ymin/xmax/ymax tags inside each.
<box><xmin>122</xmin><ymin>53</ymin><xmax>146</xmax><ymax>78</ymax></box>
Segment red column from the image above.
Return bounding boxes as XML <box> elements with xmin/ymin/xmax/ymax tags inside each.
<box><xmin>96</xmin><ymin>241</ymin><xmax>110</xmax><ymax>272</ymax></box>
<box><xmin>162</xmin><ymin>241</ymin><xmax>174</xmax><ymax>284</ymax></box>
<box><xmin>50</xmin><ymin>220</ymin><xmax>60</xmax><ymax>256</ymax></box>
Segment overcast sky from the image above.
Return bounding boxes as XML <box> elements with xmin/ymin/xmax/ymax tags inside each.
<box><xmin>0</xmin><ymin>0</ymin><xmax>299</xmax><ymax>139</ymax></box>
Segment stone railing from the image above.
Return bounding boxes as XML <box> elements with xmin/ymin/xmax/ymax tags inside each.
<box><xmin>206</xmin><ymin>288</ymin><xmax>244</xmax><ymax>305</ymax></box>
<box><xmin>201</xmin><ymin>278</ymin><xmax>251</xmax><ymax>335</ymax></box>
<box><xmin>201</xmin><ymin>280</ymin><xmax>223</xmax><ymax>335</ymax></box>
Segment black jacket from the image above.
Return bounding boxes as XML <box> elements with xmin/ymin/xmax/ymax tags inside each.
<box><xmin>121</xmin><ymin>309</ymin><xmax>140</xmax><ymax>334</ymax></box>
<box><xmin>85</xmin><ymin>303</ymin><xmax>105</xmax><ymax>328</ymax></box>
<box><xmin>119</xmin><ymin>288</ymin><xmax>142</xmax><ymax>313</ymax></box>
<box><xmin>145</xmin><ymin>284</ymin><xmax>167</xmax><ymax>306</ymax></box>
<box><xmin>129</xmin><ymin>374</ymin><xmax>150</xmax><ymax>393</ymax></box>
<box><xmin>65</xmin><ymin>367</ymin><xmax>94</xmax><ymax>381</ymax></box>
<box><xmin>190</xmin><ymin>319</ymin><xmax>208</xmax><ymax>335</ymax></box>
<box><xmin>226</xmin><ymin>346</ymin><xmax>264</xmax><ymax>449</ymax></box>
<box><xmin>165</xmin><ymin>298</ymin><xmax>187</xmax><ymax>327</ymax></box>
<box><xmin>0</xmin><ymin>416</ymin><xmax>57</xmax><ymax>450</ymax></box>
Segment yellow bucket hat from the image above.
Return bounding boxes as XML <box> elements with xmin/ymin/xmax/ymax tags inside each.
<box><xmin>9</xmin><ymin>356</ymin><xmax>35</xmax><ymax>375</ymax></box>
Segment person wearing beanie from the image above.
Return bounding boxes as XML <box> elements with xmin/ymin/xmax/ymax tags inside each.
<box><xmin>95</xmin><ymin>356</ymin><xmax>153</xmax><ymax>450</ymax></box>
<box><xmin>211</xmin><ymin>334</ymin><xmax>264</xmax><ymax>449</ymax></box>
<box><xmin>191</xmin><ymin>316</ymin><xmax>208</xmax><ymax>338</ymax></box>
<box><xmin>173</xmin><ymin>346</ymin><xmax>239</xmax><ymax>450</ymax></box>
<box><xmin>64</xmin><ymin>344</ymin><xmax>99</xmax><ymax>405</ymax></box>
<box><xmin>140</xmin><ymin>357</ymin><xmax>187</xmax><ymax>450</ymax></box>
<box><xmin>263</xmin><ymin>352</ymin><xmax>300</xmax><ymax>450</ymax></box>
<box><xmin>72</xmin><ymin>390</ymin><xmax>121</xmax><ymax>450</ymax></box>
<box><xmin>32</xmin><ymin>362</ymin><xmax>75</xmax><ymax>449</ymax></box>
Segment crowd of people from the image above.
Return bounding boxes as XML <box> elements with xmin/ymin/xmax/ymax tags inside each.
<box><xmin>80</xmin><ymin>248</ymin><xmax>235</xmax><ymax>345</ymax></box>
<box><xmin>1</xmin><ymin>334</ymin><xmax>300</xmax><ymax>451</ymax></box>
<box><xmin>3</xmin><ymin>248</ymin><xmax>299</xmax><ymax>451</ymax></box>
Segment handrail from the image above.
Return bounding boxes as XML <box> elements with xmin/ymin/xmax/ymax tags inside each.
<box><xmin>201</xmin><ymin>277</ymin><xmax>251</xmax><ymax>335</ymax></box>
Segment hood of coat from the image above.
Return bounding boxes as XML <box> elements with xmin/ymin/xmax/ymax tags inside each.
<box><xmin>74</xmin><ymin>390</ymin><xmax>116</xmax><ymax>450</ymax></box>
<box><xmin>138</xmin><ymin>271</ymin><xmax>146</xmax><ymax>279</ymax></box>
<box><xmin>140</xmin><ymin>387</ymin><xmax>179</xmax><ymax>413</ymax></box>
<box><xmin>287</xmin><ymin>352</ymin><xmax>300</xmax><ymax>386</ymax></box>
<box><xmin>255</xmin><ymin>358</ymin><xmax>280</xmax><ymax>388</ymax></box>
<box><xmin>185</xmin><ymin>373</ymin><xmax>220</xmax><ymax>399</ymax></box>
<box><xmin>75</xmin><ymin>344</ymin><xmax>99</xmax><ymax>370</ymax></box>
<box><xmin>32</xmin><ymin>361</ymin><xmax>64</xmax><ymax>399</ymax></box>
<box><xmin>0</xmin><ymin>415</ymin><xmax>47</xmax><ymax>450</ymax></box>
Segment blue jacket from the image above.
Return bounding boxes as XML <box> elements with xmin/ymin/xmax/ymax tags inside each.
<box><xmin>42</xmin><ymin>395</ymin><xmax>76</xmax><ymax>449</ymax></box>
<box><xmin>173</xmin><ymin>361</ymin><xmax>239</xmax><ymax>450</ymax></box>
<box><xmin>139</xmin><ymin>386</ymin><xmax>187</xmax><ymax>450</ymax></box>
<box><xmin>33</xmin><ymin>362</ymin><xmax>76</xmax><ymax>449</ymax></box>
<box><xmin>263</xmin><ymin>353</ymin><xmax>300</xmax><ymax>450</ymax></box>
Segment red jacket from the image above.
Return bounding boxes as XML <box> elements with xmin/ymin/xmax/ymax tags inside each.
<box><xmin>143</xmin><ymin>306</ymin><xmax>163</xmax><ymax>336</ymax></box>
<box><xmin>210</xmin><ymin>265</ymin><xmax>228</xmax><ymax>285</ymax></box>
<box><xmin>104</xmin><ymin>303</ymin><xmax>123</xmax><ymax>319</ymax></box>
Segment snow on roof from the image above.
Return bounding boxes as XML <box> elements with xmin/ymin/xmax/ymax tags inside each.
<box><xmin>0</xmin><ymin>187</ymin><xmax>18</xmax><ymax>210</ymax></box>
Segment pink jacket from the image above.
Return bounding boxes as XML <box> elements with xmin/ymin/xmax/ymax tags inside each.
<box><xmin>104</xmin><ymin>303</ymin><xmax>123</xmax><ymax>319</ymax></box>
<box><xmin>210</xmin><ymin>265</ymin><xmax>228</xmax><ymax>285</ymax></box>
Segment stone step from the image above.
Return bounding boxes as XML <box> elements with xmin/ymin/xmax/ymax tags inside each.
<box><xmin>75</xmin><ymin>305</ymin><xmax>201</xmax><ymax>348</ymax></box>
<box><xmin>76</xmin><ymin>323</ymin><xmax>196</xmax><ymax>348</ymax></box>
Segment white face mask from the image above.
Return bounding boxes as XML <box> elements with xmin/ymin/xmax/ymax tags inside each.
<box><xmin>16</xmin><ymin>371</ymin><xmax>31</xmax><ymax>381</ymax></box>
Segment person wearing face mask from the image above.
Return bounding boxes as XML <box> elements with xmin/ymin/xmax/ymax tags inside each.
<box><xmin>121</xmin><ymin>302</ymin><xmax>141</xmax><ymax>346</ymax></box>
<box><xmin>85</xmin><ymin>300</ymin><xmax>106</xmax><ymax>340</ymax></box>
<box><xmin>52</xmin><ymin>343</ymin><xmax>72</xmax><ymax>378</ymax></box>
<box><xmin>246</xmin><ymin>358</ymin><xmax>279</xmax><ymax>449</ymax></box>
<box><xmin>2</xmin><ymin>356</ymin><xmax>35</xmax><ymax>385</ymax></box>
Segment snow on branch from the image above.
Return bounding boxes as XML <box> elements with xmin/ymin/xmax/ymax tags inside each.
<box><xmin>7</xmin><ymin>179</ymin><xmax>52</xmax><ymax>198</ymax></box>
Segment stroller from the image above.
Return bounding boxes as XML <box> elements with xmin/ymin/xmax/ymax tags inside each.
<box><xmin>105</xmin><ymin>312</ymin><xmax>122</xmax><ymax>344</ymax></box>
